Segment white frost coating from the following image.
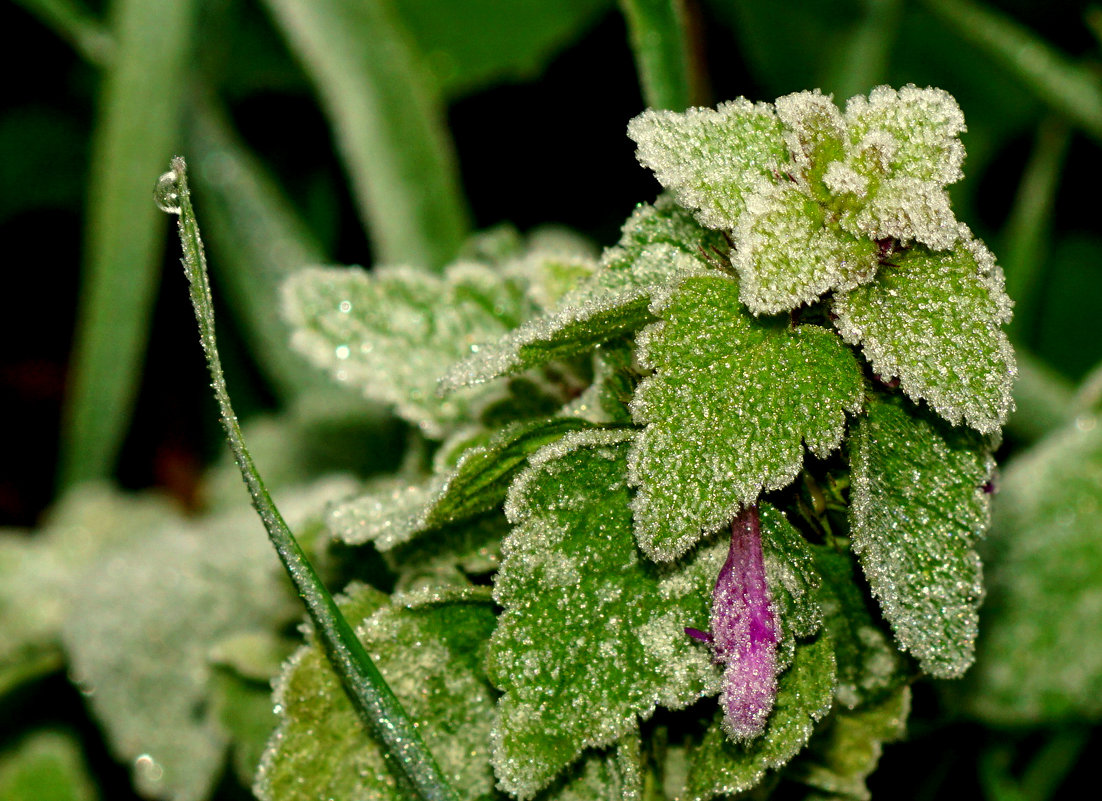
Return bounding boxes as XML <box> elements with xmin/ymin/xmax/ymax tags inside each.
<box><xmin>774</xmin><ymin>89</ymin><xmax>845</xmax><ymax>175</ymax></box>
<box><xmin>822</xmin><ymin>161</ymin><xmax>869</xmax><ymax>197</ymax></box>
<box><xmin>328</xmin><ymin>476</ymin><xmax>441</xmax><ymax>549</ymax></box>
<box><xmin>628</xmin><ymin>99</ymin><xmax>788</xmax><ymax>230</ymax></box>
<box><xmin>841</xmin><ymin>176</ymin><xmax>959</xmax><ymax>250</ymax></box>
<box><xmin>502</xmin><ymin>249</ymin><xmax>598</xmax><ymax>311</ymax></box>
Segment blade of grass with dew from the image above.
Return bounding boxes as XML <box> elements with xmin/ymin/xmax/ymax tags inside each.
<box><xmin>922</xmin><ymin>0</ymin><xmax>1102</xmax><ymax>143</ymax></box>
<box><xmin>164</xmin><ymin>156</ymin><xmax>458</xmax><ymax>801</ymax></box>
<box><xmin>618</xmin><ymin>0</ymin><xmax>693</xmax><ymax>111</ymax></box>
<box><xmin>185</xmin><ymin>90</ymin><xmax>332</xmax><ymax>401</ymax></box>
<box><xmin>58</xmin><ymin>0</ymin><xmax>197</xmax><ymax>489</ymax></box>
<box><xmin>13</xmin><ymin>0</ymin><xmax>113</xmax><ymax>65</ymax></box>
<box><xmin>1002</xmin><ymin>116</ymin><xmax>1071</xmax><ymax>341</ymax></box>
<box><xmin>262</xmin><ymin>0</ymin><xmax>469</xmax><ymax>270</ymax></box>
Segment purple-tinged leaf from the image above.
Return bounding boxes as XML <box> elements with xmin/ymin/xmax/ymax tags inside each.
<box><xmin>712</xmin><ymin>505</ymin><xmax>781</xmax><ymax>741</ymax></box>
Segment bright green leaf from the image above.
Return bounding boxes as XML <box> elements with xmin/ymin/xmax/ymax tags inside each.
<box><xmin>441</xmin><ymin>197</ymin><xmax>723</xmax><ymax>391</ymax></box>
<box><xmin>968</xmin><ymin>416</ymin><xmax>1102</xmax><ymax>724</ymax></box>
<box><xmin>629</xmin><ymin>272</ymin><xmax>864</xmax><ymax>560</ymax></box>
<box><xmin>627</xmin><ymin>100</ymin><xmax>789</xmax><ymax>230</ymax></box>
<box><xmin>284</xmin><ymin>263</ymin><xmax>533</xmax><ymax>437</ymax></box>
<box><xmin>0</xmin><ymin>730</ymin><xmax>99</xmax><ymax>801</ymax></box>
<box><xmin>682</xmin><ymin>635</ymin><xmax>837</xmax><ymax>801</ymax></box>
<box><xmin>848</xmin><ymin>395</ymin><xmax>993</xmax><ymax>679</ymax></box>
<box><xmin>833</xmin><ymin>237</ymin><xmax>1016</xmax><ymax>434</ymax></box>
<box><xmin>489</xmin><ymin>429</ymin><xmax>723</xmax><ymax>799</ymax></box>
<box><xmin>256</xmin><ymin>583</ymin><xmax>498</xmax><ymax>801</ymax></box>
<box><xmin>760</xmin><ymin>504</ymin><xmax>823</xmax><ymax>658</ymax></box>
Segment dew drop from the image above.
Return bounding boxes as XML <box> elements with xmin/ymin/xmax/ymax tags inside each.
<box><xmin>154</xmin><ymin>170</ymin><xmax>181</xmax><ymax>215</ymax></box>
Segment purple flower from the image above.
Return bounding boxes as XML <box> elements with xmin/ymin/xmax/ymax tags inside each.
<box><xmin>711</xmin><ymin>504</ymin><xmax>780</xmax><ymax>740</ymax></box>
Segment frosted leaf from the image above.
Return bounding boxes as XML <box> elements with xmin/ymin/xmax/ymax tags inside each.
<box><xmin>489</xmin><ymin>429</ymin><xmax>724</xmax><ymax>799</ymax></box>
<box><xmin>504</xmin><ymin>249</ymin><xmax>598</xmax><ymax>311</ymax></box>
<box><xmin>284</xmin><ymin>262</ymin><xmax>533</xmax><ymax>437</ymax></box>
<box><xmin>734</xmin><ymin>180</ymin><xmax>879</xmax><ymax>314</ymax></box>
<box><xmin>839</xmin><ymin>176</ymin><xmax>959</xmax><ymax>251</ymax></box>
<box><xmin>833</xmin><ymin>236</ymin><xmax>1016</xmax><ymax>434</ymax></box>
<box><xmin>549</xmin><ymin>734</ymin><xmax>643</xmax><ymax>801</ymax></box>
<box><xmin>561</xmin><ymin>344</ymin><xmax>636</xmax><ymax>425</ymax></box>
<box><xmin>774</xmin><ymin>89</ymin><xmax>846</xmax><ymax>189</ymax></box>
<box><xmin>255</xmin><ymin>583</ymin><xmax>498</xmax><ymax>801</ymax></box>
<box><xmin>62</xmin><ymin>481</ymin><xmax>346</xmax><ymax>801</ymax></box>
<box><xmin>442</xmin><ymin>198</ymin><xmax>724</xmax><ymax>391</ymax></box>
<box><xmin>848</xmin><ymin>395</ymin><xmax>993</xmax><ymax>679</ymax></box>
<box><xmin>759</xmin><ymin>504</ymin><xmax>823</xmax><ymax>650</ymax></box>
<box><xmin>967</xmin><ymin>416</ymin><xmax>1102</xmax><ymax>724</ymax></box>
<box><xmin>0</xmin><ymin>730</ymin><xmax>99</xmax><ymax>801</ymax></box>
<box><xmin>628</xmin><ymin>100</ymin><xmax>789</xmax><ymax>230</ymax></box>
<box><xmin>330</xmin><ymin>417</ymin><xmax>592</xmax><ymax>549</ymax></box>
<box><xmin>789</xmin><ymin>687</ymin><xmax>911</xmax><ymax>801</ymax></box>
<box><xmin>682</xmin><ymin>636</ymin><xmax>836</xmax><ymax>801</ymax></box>
<box><xmin>813</xmin><ymin>549</ymin><xmax>912</xmax><ymax>709</ymax></box>
<box><xmin>629</xmin><ymin>273</ymin><xmax>864</xmax><ymax>561</ymax></box>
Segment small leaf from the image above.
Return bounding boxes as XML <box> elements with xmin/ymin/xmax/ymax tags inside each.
<box><xmin>441</xmin><ymin>198</ymin><xmax>722</xmax><ymax>391</ymax></box>
<box><xmin>734</xmin><ymin>180</ymin><xmax>879</xmax><ymax>314</ymax></box>
<box><xmin>759</xmin><ymin>504</ymin><xmax>823</xmax><ymax>648</ymax></box>
<box><xmin>627</xmin><ymin>100</ymin><xmax>789</xmax><ymax>230</ymax></box>
<box><xmin>629</xmin><ymin>273</ymin><xmax>864</xmax><ymax>561</ymax></box>
<box><xmin>284</xmin><ymin>262</ymin><xmax>533</xmax><ymax>437</ymax></box>
<box><xmin>0</xmin><ymin>730</ymin><xmax>99</xmax><ymax>801</ymax></box>
<box><xmin>682</xmin><ymin>635</ymin><xmax>837</xmax><ymax>801</ymax></box>
<box><xmin>848</xmin><ymin>395</ymin><xmax>993</xmax><ymax>678</ymax></box>
<box><xmin>774</xmin><ymin>89</ymin><xmax>847</xmax><ymax>189</ymax></box>
<box><xmin>256</xmin><ymin>583</ymin><xmax>498</xmax><ymax>801</ymax></box>
<box><xmin>832</xmin><ymin>237</ymin><xmax>1016</xmax><ymax>434</ymax></box>
<box><xmin>788</xmin><ymin>687</ymin><xmax>911</xmax><ymax>801</ymax></box>
<box><xmin>967</xmin><ymin>415</ymin><xmax>1102</xmax><ymax>724</ymax></box>
<box><xmin>330</xmin><ymin>417</ymin><xmax>593</xmax><ymax>549</ymax></box>
<box><xmin>488</xmin><ymin>429</ymin><xmax>723</xmax><ymax>799</ymax></box>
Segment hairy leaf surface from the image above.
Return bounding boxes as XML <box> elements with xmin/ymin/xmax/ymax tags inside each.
<box><xmin>489</xmin><ymin>429</ymin><xmax>723</xmax><ymax>799</ymax></box>
<box><xmin>630</xmin><ymin>273</ymin><xmax>863</xmax><ymax>560</ymax></box>
<box><xmin>848</xmin><ymin>395</ymin><xmax>993</xmax><ymax>678</ymax></box>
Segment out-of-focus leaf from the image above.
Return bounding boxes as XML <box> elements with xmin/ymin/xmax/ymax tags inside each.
<box><xmin>58</xmin><ymin>0</ymin><xmax>197</xmax><ymax>487</ymax></box>
<box><xmin>1033</xmin><ymin>235</ymin><xmax>1102</xmax><ymax>380</ymax></box>
<box><xmin>0</xmin><ymin>730</ymin><xmax>99</xmax><ymax>801</ymax></box>
<box><xmin>261</xmin><ymin>0</ymin><xmax>469</xmax><ymax>269</ymax></box>
<box><xmin>968</xmin><ymin>415</ymin><xmax>1102</xmax><ymax>724</ymax></box>
<box><xmin>13</xmin><ymin>0</ymin><xmax>113</xmax><ymax>64</ymax></box>
<box><xmin>619</xmin><ymin>0</ymin><xmax>692</xmax><ymax>111</ymax></box>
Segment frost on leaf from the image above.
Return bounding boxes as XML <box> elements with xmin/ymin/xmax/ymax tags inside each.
<box><xmin>256</xmin><ymin>584</ymin><xmax>498</xmax><ymax>801</ymax></box>
<box><xmin>629</xmin><ymin>273</ymin><xmax>863</xmax><ymax>561</ymax></box>
<box><xmin>330</xmin><ymin>417</ymin><xmax>592</xmax><ymax>550</ymax></box>
<box><xmin>488</xmin><ymin>429</ymin><xmax>723</xmax><ymax>799</ymax></box>
<box><xmin>682</xmin><ymin>635</ymin><xmax>836</xmax><ymax>801</ymax></box>
<box><xmin>774</xmin><ymin>89</ymin><xmax>846</xmax><ymax>190</ymax></box>
<box><xmin>627</xmin><ymin>99</ymin><xmax>789</xmax><ymax>230</ymax></box>
<box><xmin>759</xmin><ymin>504</ymin><xmax>823</xmax><ymax>659</ymax></box>
<box><xmin>849</xmin><ymin>395</ymin><xmax>993</xmax><ymax>679</ymax></box>
<box><xmin>734</xmin><ymin>180</ymin><xmax>879</xmax><ymax>314</ymax></box>
<box><xmin>833</xmin><ymin>236</ymin><xmax>1016</xmax><ymax>434</ymax></box>
<box><xmin>62</xmin><ymin>481</ymin><xmax>350</xmax><ymax>801</ymax></box>
<box><xmin>967</xmin><ymin>416</ymin><xmax>1102</xmax><ymax>724</ymax></box>
<box><xmin>283</xmin><ymin>262</ymin><xmax>533</xmax><ymax>437</ymax></box>
<box><xmin>788</xmin><ymin>687</ymin><xmax>911</xmax><ymax>801</ymax></box>
<box><xmin>441</xmin><ymin>198</ymin><xmax>724</xmax><ymax>392</ymax></box>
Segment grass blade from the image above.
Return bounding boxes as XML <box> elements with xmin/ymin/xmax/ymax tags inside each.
<box><xmin>58</xmin><ymin>0</ymin><xmax>198</xmax><ymax>488</ymax></box>
<box><xmin>922</xmin><ymin>0</ymin><xmax>1102</xmax><ymax>142</ymax></box>
<box><xmin>13</xmin><ymin>0</ymin><xmax>112</xmax><ymax>65</ymax></box>
<box><xmin>827</xmin><ymin>0</ymin><xmax>903</xmax><ymax>100</ymax></box>
<box><xmin>262</xmin><ymin>0</ymin><xmax>470</xmax><ymax>269</ymax></box>
<box><xmin>618</xmin><ymin>0</ymin><xmax>694</xmax><ymax>110</ymax></box>
<box><xmin>165</xmin><ymin>156</ymin><xmax>458</xmax><ymax>801</ymax></box>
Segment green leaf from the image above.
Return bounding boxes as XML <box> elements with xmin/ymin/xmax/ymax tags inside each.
<box><xmin>284</xmin><ymin>263</ymin><xmax>534</xmax><ymax>437</ymax></box>
<box><xmin>441</xmin><ymin>197</ymin><xmax>723</xmax><ymax>391</ymax></box>
<box><xmin>488</xmin><ymin>429</ymin><xmax>724</xmax><ymax>799</ymax></box>
<box><xmin>256</xmin><ymin>583</ymin><xmax>498</xmax><ymax>801</ymax></box>
<box><xmin>759</xmin><ymin>504</ymin><xmax>823</xmax><ymax>655</ymax></box>
<box><xmin>261</xmin><ymin>0</ymin><xmax>469</xmax><ymax>268</ymax></box>
<box><xmin>211</xmin><ymin>670</ymin><xmax>280</xmax><ymax>789</ymax></box>
<box><xmin>734</xmin><ymin>181</ymin><xmax>879</xmax><ymax>314</ymax></box>
<box><xmin>967</xmin><ymin>416</ymin><xmax>1102</xmax><ymax>724</ymax></box>
<box><xmin>833</xmin><ymin>237</ymin><xmax>1016</xmax><ymax>434</ymax></box>
<box><xmin>628</xmin><ymin>100</ymin><xmax>789</xmax><ymax>231</ymax></box>
<box><xmin>548</xmin><ymin>733</ymin><xmax>644</xmax><ymax>801</ymax></box>
<box><xmin>682</xmin><ymin>635</ymin><xmax>837</xmax><ymax>801</ymax></box>
<box><xmin>629</xmin><ymin>272</ymin><xmax>864</xmax><ymax>560</ymax></box>
<box><xmin>331</xmin><ymin>417</ymin><xmax>593</xmax><ymax>549</ymax></box>
<box><xmin>58</xmin><ymin>0</ymin><xmax>197</xmax><ymax>486</ymax></box>
<box><xmin>0</xmin><ymin>730</ymin><xmax>99</xmax><ymax>801</ymax></box>
<box><xmin>562</xmin><ymin>343</ymin><xmax>637</xmax><ymax>426</ymax></box>
<box><xmin>788</xmin><ymin>688</ymin><xmax>911</xmax><ymax>801</ymax></box>
<box><xmin>848</xmin><ymin>395</ymin><xmax>993</xmax><ymax>679</ymax></box>
<box><xmin>61</xmin><ymin>483</ymin><xmax>343</xmax><ymax>801</ymax></box>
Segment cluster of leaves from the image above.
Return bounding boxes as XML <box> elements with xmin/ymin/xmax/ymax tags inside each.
<box><xmin>257</xmin><ymin>84</ymin><xmax>1014</xmax><ymax>800</ymax></box>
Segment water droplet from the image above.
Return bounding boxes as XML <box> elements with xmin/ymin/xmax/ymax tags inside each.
<box><xmin>338</xmin><ymin>300</ymin><xmax>352</xmax><ymax>313</ymax></box>
<box><xmin>154</xmin><ymin>170</ymin><xmax>181</xmax><ymax>214</ymax></box>
<box><xmin>134</xmin><ymin>753</ymin><xmax>165</xmax><ymax>788</ymax></box>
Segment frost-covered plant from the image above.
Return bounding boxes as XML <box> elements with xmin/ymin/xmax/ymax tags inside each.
<box><xmin>180</xmin><ymin>85</ymin><xmax>1014</xmax><ymax>800</ymax></box>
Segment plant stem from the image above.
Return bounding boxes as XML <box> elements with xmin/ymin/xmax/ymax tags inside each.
<box><xmin>168</xmin><ymin>156</ymin><xmax>458</xmax><ymax>801</ymax></box>
<box><xmin>619</xmin><ymin>0</ymin><xmax>694</xmax><ymax>111</ymax></box>
<box><xmin>13</xmin><ymin>0</ymin><xmax>113</xmax><ymax>65</ymax></box>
